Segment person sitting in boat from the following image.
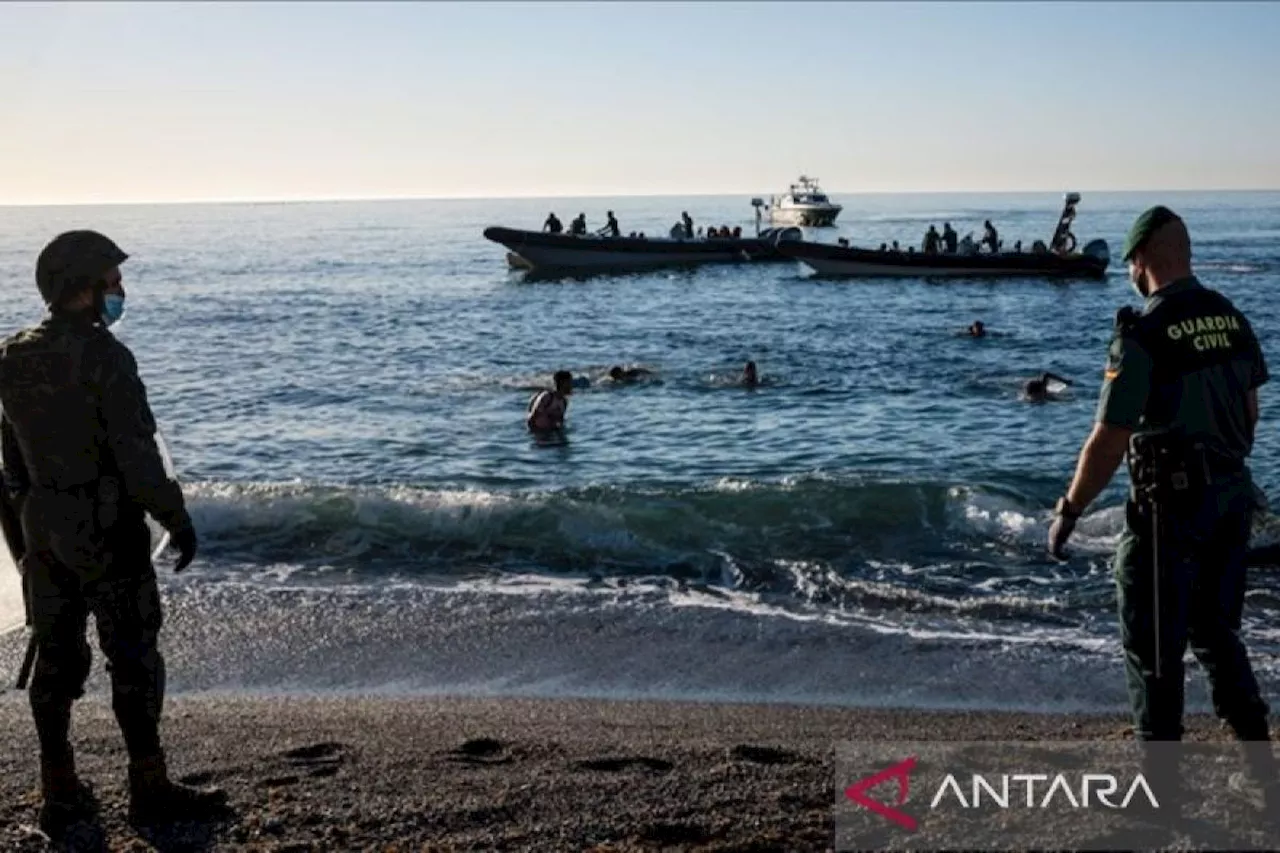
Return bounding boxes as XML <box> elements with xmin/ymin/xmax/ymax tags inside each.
<box><xmin>732</xmin><ymin>226</ymin><xmax>742</xmax><ymax>238</ymax></box>
<box><xmin>527</xmin><ymin>370</ymin><xmax>574</xmax><ymax>433</ymax></box>
<box><xmin>670</xmin><ymin>222</ymin><xmax>685</xmax><ymax>239</ymax></box>
<box><xmin>922</xmin><ymin>225</ymin><xmax>942</xmax><ymax>254</ymax></box>
<box><xmin>878</xmin><ymin>243</ymin><xmax>887</xmax><ymax>252</ymax></box>
<box><xmin>958</xmin><ymin>233</ymin><xmax>977</xmax><ymax>255</ymax></box>
<box><xmin>696</xmin><ymin>226</ymin><xmax>705</xmax><ymax>238</ymax></box>
<box><xmin>1014</xmin><ymin>240</ymin><xmax>1023</xmax><ymax>253</ymax></box>
<box><xmin>607</xmin><ymin>365</ymin><xmax>654</xmax><ymax>384</ymax></box>
<box><xmin>543</xmin><ymin>212</ymin><xmax>563</xmax><ymax>234</ymax></box>
<box><xmin>838</xmin><ymin>238</ymin><xmax>850</xmax><ymax>247</ymax></box>
<box><xmin>569</xmin><ymin>214</ymin><xmax>587</xmax><ymax>236</ymax></box>
<box><xmin>891</xmin><ymin>240</ymin><xmax>900</xmax><ymax>252</ymax></box>
<box><xmin>742</xmin><ymin>360</ymin><xmax>760</xmax><ymax>389</ymax></box>
<box><xmin>1022</xmin><ymin>372</ymin><xmax>1073</xmax><ymax>402</ymax></box>
<box><xmin>942</xmin><ymin>222</ymin><xmax>958</xmax><ymax>254</ymax></box>
<box><xmin>982</xmin><ymin>220</ymin><xmax>1000</xmax><ymax>253</ymax></box>
<box><xmin>681</xmin><ymin>211</ymin><xmax>694</xmax><ymax>238</ymax></box>
<box><xmin>597</xmin><ymin>211</ymin><xmax>620</xmax><ymax>238</ymax></box>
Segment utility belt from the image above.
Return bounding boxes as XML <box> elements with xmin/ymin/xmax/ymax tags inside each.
<box><xmin>1127</xmin><ymin>430</ymin><xmax>1241</xmax><ymax>508</ymax></box>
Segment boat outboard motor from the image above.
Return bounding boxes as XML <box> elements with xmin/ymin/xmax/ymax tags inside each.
<box><xmin>1081</xmin><ymin>239</ymin><xmax>1110</xmax><ymax>265</ymax></box>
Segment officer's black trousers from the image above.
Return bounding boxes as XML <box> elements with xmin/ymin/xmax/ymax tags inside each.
<box><xmin>1115</xmin><ymin>486</ymin><xmax>1269</xmax><ymax>741</ymax></box>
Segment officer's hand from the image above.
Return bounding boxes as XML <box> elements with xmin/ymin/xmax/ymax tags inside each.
<box><xmin>171</xmin><ymin>525</ymin><xmax>198</xmax><ymax>573</ymax></box>
<box><xmin>1048</xmin><ymin>513</ymin><xmax>1077</xmax><ymax>561</ymax></box>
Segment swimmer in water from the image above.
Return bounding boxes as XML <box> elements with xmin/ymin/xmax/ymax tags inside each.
<box><xmin>966</xmin><ymin>320</ymin><xmax>986</xmax><ymax>338</ymax></box>
<box><xmin>527</xmin><ymin>370</ymin><xmax>574</xmax><ymax>432</ymax></box>
<box><xmin>1023</xmin><ymin>372</ymin><xmax>1073</xmax><ymax>402</ymax></box>
<box><xmin>607</xmin><ymin>365</ymin><xmax>654</xmax><ymax>384</ymax></box>
<box><xmin>742</xmin><ymin>360</ymin><xmax>759</xmax><ymax>388</ymax></box>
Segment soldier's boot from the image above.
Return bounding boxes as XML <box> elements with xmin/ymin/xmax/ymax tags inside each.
<box><xmin>1224</xmin><ymin>714</ymin><xmax>1280</xmax><ymax>819</ymax></box>
<box><xmin>1241</xmin><ymin>737</ymin><xmax>1280</xmax><ymax>816</ymax></box>
<box><xmin>1129</xmin><ymin>743</ymin><xmax>1187</xmax><ymax>826</ymax></box>
<box><xmin>36</xmin><ymin>751</ymin><xmax>96</xmax><ymax>838</ymax></box>
<box><xmin>127</xmin><ymin>752</ymin><xmax>228</xmax><ymax>825</ymax></box>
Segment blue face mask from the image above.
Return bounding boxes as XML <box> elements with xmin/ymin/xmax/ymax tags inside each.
<box><xmin>101</xmin><ymin>293</ymin><xmax>126</xmax><ymax>327</ymax></box>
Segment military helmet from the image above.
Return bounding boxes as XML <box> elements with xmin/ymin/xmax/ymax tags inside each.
<box><xmin>35</xmin><ymin>230</ymin><xmax>129</xmax><ymax>307</ymax></box>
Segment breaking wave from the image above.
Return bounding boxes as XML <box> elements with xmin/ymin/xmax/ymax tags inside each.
<box><xmin>178</xmin><ymin>476</ymin><xmax>1151</xmax><ymax>625</ymax></box>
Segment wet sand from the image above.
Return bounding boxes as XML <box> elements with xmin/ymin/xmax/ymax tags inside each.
<box><xmin>0</xmin><ymin>695</ymin><xmax>1257</xmax><ymax>851</ymax></box>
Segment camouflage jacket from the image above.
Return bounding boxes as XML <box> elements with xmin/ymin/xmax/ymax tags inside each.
<box><xmin>0</xmin><ymin>311</ymin><xmax>191</xmax><ymax>540</ymax></box>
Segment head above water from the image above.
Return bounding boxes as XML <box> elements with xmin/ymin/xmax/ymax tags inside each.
<box><xmin>1124</xmin><ymin>206</ymin><xmax>1191</xmax><ymax>298</ymax></box>
<box><xmin>553</xmin><ymin>370</ymin><xmax>574</xmax><ymax>394</ymax></box>
<box><xmin>743</xmin><ymin>360</ymin><xmax>759</xmax><ymax>384</ymax></box>
<box><xmin>608</xmin><ymin>366</ymin><xmax>624</xmax><ymax>380</ymax></box>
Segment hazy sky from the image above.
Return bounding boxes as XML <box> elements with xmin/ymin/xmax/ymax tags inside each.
<box><xmin>2</xmin><ymin>1</ymin><xmax>1278</xmax><ymax>204</ymax></box>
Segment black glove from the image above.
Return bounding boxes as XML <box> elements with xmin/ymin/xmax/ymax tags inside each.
<box><xmin>1047</xmin><ymin>497</ymin><xmax>1080</xmax><ymax>561</ymax></box>
<box><xmin>170</xmin><ymin>525</ymin><xmax>198</xmax><ymax>573</ymax></box>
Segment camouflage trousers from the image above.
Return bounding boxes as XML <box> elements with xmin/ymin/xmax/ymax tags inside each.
<box><xmin>25</xmin><ymin>549</ymin><xmax>165</xmax><ymax>761</ymax></box>
<box><xmin>1114</xmin><ymin>482</ymin><xmax>1269</xmax><ymax>741</ymax></box>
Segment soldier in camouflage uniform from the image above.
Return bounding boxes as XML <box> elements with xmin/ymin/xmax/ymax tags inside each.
<box><xmin>1047</xmin><ymin>207</ymin><xmax>1276</xmax><ymax>803</ymax></box>
<box><xmin>0</xmin><ymin>231</ymin><xmax>226</xmax><ymax>834</ymax></box>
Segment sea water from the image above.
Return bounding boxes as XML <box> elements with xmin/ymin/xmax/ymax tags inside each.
<box><xmin>0</xmin><ymin>191</ymin><xmax>1278</xmax><ymax>711</ymax></box>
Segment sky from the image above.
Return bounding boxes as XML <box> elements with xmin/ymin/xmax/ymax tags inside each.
<box><xmin>1</xmin><ymin>1</ymin><xmax>1278</xmax><ymax>205</ymax></box>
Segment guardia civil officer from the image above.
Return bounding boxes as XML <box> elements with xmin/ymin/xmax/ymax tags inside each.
<box><xmin>0</xmin><ymin>231</ymin><xmax>227</xmax><ymax>835</ymax></box>
<box><xmin>1047</xmin><ymin>208</ymin><xmax>1276</xmax><ymax>798</ymax></box>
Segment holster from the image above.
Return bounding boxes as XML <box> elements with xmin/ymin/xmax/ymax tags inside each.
<box><xmin>1127</xmin><ymin>430</ymin><xmax>1211</xmax><ymax>513</ymax></box>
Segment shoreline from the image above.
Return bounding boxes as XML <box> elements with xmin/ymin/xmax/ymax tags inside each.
<box><xmin>0</xmin><ymin>693</ymin><xmax>1248</xmax><ymax>851</ymax></box>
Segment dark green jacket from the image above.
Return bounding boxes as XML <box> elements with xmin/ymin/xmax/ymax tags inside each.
<box><xmin>0</xmin><ymin>312</ymin><xmax>190</xmax><ymax>574</ymax></box>
<box><xmin>1097</xmin><ymin>277</ymin><xmax>1267</xmax><ymax>468</ymax></box>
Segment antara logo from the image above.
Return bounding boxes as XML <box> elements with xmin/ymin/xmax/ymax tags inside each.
<box><xmin>845</xmin><ymin>757</ymin><xmax>1159</xmax><ymax>831</ymax></box>
<box><xmin>844</xmin><ymin>757</ymin><xmax>918</xmax><ymax>830</ymax></box>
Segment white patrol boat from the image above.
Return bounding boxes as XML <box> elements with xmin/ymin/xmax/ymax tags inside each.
<box><xmin>766</xmin><ymin>175</ymin><xmax>843</xmax><ymax>227</ymax></box>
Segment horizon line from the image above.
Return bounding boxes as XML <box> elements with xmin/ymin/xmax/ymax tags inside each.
<box><xmin>2</xmin><ymin>186</ymin><xmax>1278</xmax><ymax>209</ymax></box>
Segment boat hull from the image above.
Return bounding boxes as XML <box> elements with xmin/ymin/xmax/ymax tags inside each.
<box><xmin>484</xmin><ymin>227</ymin><xmax>788</xmax><ymax>274</ymax></box>
<box><xmin>777</xmin><ymin>241</ymin><xmax>1109</xmax><ymax>279</ymax></box>
<box><xmin>768</xmin><ymin>206</ymin><xmax>842</xmax><ymax>227</ymax></box>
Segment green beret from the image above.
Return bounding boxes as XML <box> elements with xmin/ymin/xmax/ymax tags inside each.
<box><xmin>1122</xmin><ymin>206</ymin><xmax>1181</xmax><ymax>261</ymax></box>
